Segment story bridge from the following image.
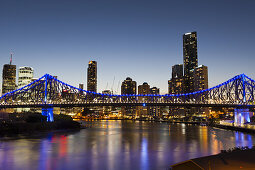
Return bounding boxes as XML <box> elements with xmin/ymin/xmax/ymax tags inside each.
<box><xmin>0</xmin><ymin>73</ymin><xmax>255</xmax><ymax>122</ymax></box>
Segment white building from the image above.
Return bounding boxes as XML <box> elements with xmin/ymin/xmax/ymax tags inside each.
<box><xmin>18</xmin><ymin>66</ymin><xmax>34</xmax><ymax>89</ymax></box>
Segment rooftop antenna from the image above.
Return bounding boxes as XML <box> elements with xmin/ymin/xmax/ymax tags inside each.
<box><xmin>10</xmin><ymin>50</ymin><xmax>14</xmax><ymax>65</ymax></box>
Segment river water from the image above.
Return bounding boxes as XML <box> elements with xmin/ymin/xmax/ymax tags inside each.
<box><xmin>0</xmin><ymin>120</ymin><xmax>254</xmax><ymax>170</ymax></box>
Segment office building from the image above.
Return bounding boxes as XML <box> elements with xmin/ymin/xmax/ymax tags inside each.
<box><xmin>193</xmin><ymin>65</ymin><xmax>208</xmax><ymax>91</ymax></box>
<box><xmin>149</xmin><ymin>87</ymin><xmax>160</xmax><ymax>117</ymax></box>
<box><xmin>87</xmin><ymin>61</ymin><xmax>97</xmax><ymax>92</ymax></box>
<box><xmin>2</xmin><ymin>64</ymin><xmax>16</xmax><ymax>95</ymax></box>
<box><xmin>121</xmin><ymin>77</ymin><xmax>136</xmax><ymax>95</ymax></box>
<box><xmin>168</xmin><ymin>64</ymin><xmax>184</xmax><ymax>94</ymax></box>
<box><xmin>18</xmin><ymin>67</ymin><xmax>34</xmax><ymax>89</ymax></box>
<box><xmin>183</xmin><ymin>31</ymin><xmax>198</xmax><ymax>93</ymax></box>
<box><xmin>121</xmin><ymin>77</ymin><xmax>137</xmax><ymax>118</ymax></box>
<box><xmin>138</xmin><ymin>82</ymin><xmax>150</xmax><ymax>117</ymax></box>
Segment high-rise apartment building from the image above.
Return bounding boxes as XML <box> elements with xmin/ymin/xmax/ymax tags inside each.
<box><xmin>18</xmin><ymin>67</ymin><xmax>34</xmax><ymax>89</ymax></box>
<box><xmin>149</xmin><ymin>87</ymin><xmax>160</xmax><ymax>117</ymax></box>
<box><xmin>87</xmin><ymin>61</ymin><xmax>97</xmax><ymax>92</ymax></box>
<box><xmin>193</xmin><ymin>65</ymin><xmax>208</xmax><ymax>91</ymax></box>
<box><xmin>168</xmin><ymin>64</ymin><xmax>184</xmax><ymax>94</ymax></box>
<box><xmin>121</xmin><ymin>77</ymin><xmax>137</xmax><ymax>118</ymax></box>
<box><xmin>121</xmin><ymin>77</ymin><xmax>136</xmax><ymax>95</ymax></box>
<box><xmin>138</xmin><ymin>82</ymin><xmax>150</xmax><ymax>95</ymax></box>
<box><xmin>138</xmin><ymin>82</ymin><xmax>150</xmax><ymax>117</ymax></box>
<box><xmin>2</xmin><ymin>64</ymin><xmax>16</xmax><ymax>95</ymax></box>
<box><xmin>183</xmin><ymin>32</ymin><xmax>198</xmax><ymax>93</ymax></box>
<box><xmin>172</xmin><ymin>64</ymin><xmax>183</xmax><ymax>78</ymax></box>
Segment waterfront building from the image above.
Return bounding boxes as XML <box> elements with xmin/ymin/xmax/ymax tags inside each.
<box><xmin>138</xmin><ymin>82</ymin><xmax>150</xmax><ymax>95</ymax></box>
<box><xmin>193</xmin><ymin>65</ymin><xmax>208</xmax><ymax>91</ymax></box>
<box><xmin>149</xmin><ymin>87</ymin><xmax>161</xmax><ymax>117</ymax></box>
<box><xmin>138</xmin><ymin>82</ymin><xmax>150</xmax><ymax>117</ymax></box>
<box><xmin>172</xmin><ymin>64</ymin><xmax>183</xmax><ymax>78</ymax></box>
<box><xmin>193</xmin><ymin>65</ymin><xmax>209</xmax><ymax>115</ymax></box>
<box><xmin>102</xmin><ymin>90</ymin><xmax>111</xmax><ymax>94</ymax></box>
<box><xmin>87</xmin><ymin>61</ymin><xmax>97</xmax><ymax>92</ymax></box>
<box><xmin>79</xmin><ymin>84</ymin><xmax>84</xmax><ymax>90</ymax></box>
<box><xmin>121</xmin><ymin>77</ymin><xmax>136</xmax><ymax>95</ymax></box>
<box><xmin>121</xmin><ymin>77</ymin><xmax>137</xmax><ymax>118</ymax></box>
<box><xmin>183</xmin><ymin>31</ymin><xmax>198</xmax><ymax>93</ymax></box>
<box><xmin>168</xmin><ymin>64</ymin><xmax>184</xmax><ymax>94</ymax></box>
<box><xmin>2</xmin><ymin>64</ymin><xmax>16</xmax><ymax>95</ymax></box>
<box><xmin>18</xmin><ymin>67</ymin><xmax>34</xmax><ymax>89</ymax></box>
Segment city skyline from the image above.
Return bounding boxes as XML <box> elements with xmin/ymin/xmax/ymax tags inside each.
<box><xmin>1</xmin><ymin>0</ymin><xmax>255</xmax><ymax>94</ymax></box>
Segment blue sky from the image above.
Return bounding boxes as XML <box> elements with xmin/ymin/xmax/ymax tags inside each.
<box><xmin>0</xmin><ymin>0</ymin><xmax>254</xmax><ymax>94</ymax></box>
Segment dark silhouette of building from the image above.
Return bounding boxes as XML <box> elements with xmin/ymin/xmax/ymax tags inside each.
<box><xmin>149</xmin><ymin>87</ymin><xmax>160</xmax><ymax>117</ymax></box>
<box><xmin>2</xmin><ymin>64</ymin><xmax>16</xmax><ymax>95</ymax></box>
<box><xmin>138</xmin><ymin>82</ymin><xmax>150</xmax><ymax>95</ymax></box>
<box><xmin>121</xmin><ymin>77</ymin><xmax>136</xmax><ymax>95</ymax></box>
<box><xmin>87</xmin><ymin>61</ymin><xmax>97</xmax><ymax>92</ymax></box>
<box><xmin>168</xmin><ymin>64</ymin><xmax>184</xmax><ymax>94</ymax></box>
<box><xmin>79</xmin><ymin>84</ymin><xmax>84</xmax><ymax>90</ymax></box>
<box><xmin>183</xmin><ymin>32</ymin><xmax>198</xmax><ymax>93</ymax></box>
<box><xmin>172</xmin><ymin>64</ymin><xmax>183</xmax><ymax>78</ymax></box>
<box><xmin>121</xmin><ymin>77</ymin><xmax>137</xmax><ymax>118</ymax></box>
<box><xmin>138</xmin><ymin>82</ymin><xmax>150</xmax><ymax>117</ymax></box>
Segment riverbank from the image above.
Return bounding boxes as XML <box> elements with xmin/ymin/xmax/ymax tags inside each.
<box><xmin>212</xmin><ymin>123</ymin><xmax>255</xmax><ymax>134</ymax></box>
<box><xmin>0</xmin><ymin>112</ymin><xmax>82</xmax><ymax>136</ymax></box>
<box><xmin>171</xmin><ymin>146</ymin><xmax>255</xmax><ymax>169</ymax></box>
<box><xmin>0</xmin><ymin>120</ymin><xmax>81</xmax><ymax>135</ymax></box>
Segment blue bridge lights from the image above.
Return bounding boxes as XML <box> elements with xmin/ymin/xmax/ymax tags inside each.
<box><xmin>0</xmin><ymin>73</ymin><xmax>255</xmax><ymax>121</ymax></box>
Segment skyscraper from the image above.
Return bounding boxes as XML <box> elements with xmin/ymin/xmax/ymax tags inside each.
<box><xmin>18</xmin><ymin>66</ymin><xmax>34</xmax><ymax>89</ymax></box>
<box><xmin>168</xmin><ymin>64</ymin><xmax>184</xmax><ymax>94</ymax></box>
<box><xmin>138</xmin><ymin>82</ymin><xmax>150</xmax><ymax>117</ymax></box>
<box><xmin>172</xmin><ymin>64</ymin><xmax>183</xmax><ymax>78</ymax></box>
<box><xmin>183</xmin><ymin>31</ymin><xmax>198</xmax><ymax>93</ymax></box>
<box><xmin>121</xmin><ymin>77</ymin><xmax>136</xmax><ymax>95</ymax></box>
<box><xmin>87</xmin><ymin>61</ymin><xmax>97</xmax><ymax>92</ymax></box>
<box><xmin>193</xmin><ymin>65</ymin><xmax>208</xmax><ymax>91</ymax></box>
<box><xmin>121</xmin><ymin>77</ymin><xmax>137</xmax><ymax>118</ymax></box>
<box><xmin>2</xmin><ymin>55</ymin><xmax>16</xmax><ymax>95</ymax></box>
<box><xmin>149</xmin><ymin>87</ymin><xmax>160</xmax><ymax>117</ymax></box>
<box><xmin>138</xmin><ymin>82</ymin><xmax>150</xmax><ymax>95</ymax></box>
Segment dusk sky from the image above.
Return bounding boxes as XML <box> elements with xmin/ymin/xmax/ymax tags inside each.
<box><xmin>0</xmin><ymin>0</ymin><xmax>254</xmax><ymax>94</ymax></box>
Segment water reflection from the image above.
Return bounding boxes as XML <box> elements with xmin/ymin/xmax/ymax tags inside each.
<box><xmin>0</xmin><ymin>120</ymin><xmax>255</xmax><ymax>170</ymax></box>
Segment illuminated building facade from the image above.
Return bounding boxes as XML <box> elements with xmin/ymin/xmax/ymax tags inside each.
<box><xmin>121</xmin><ymin>77</ymin><xmax>136</xmax><ymax>95</ymax></box>
<box><xmin>2</xmin><ymin>64</ymin><xmax>16</xmax><ymax>95</ymax></box>
<box><xmin>193</xmin><ymin>65</ymin><xmax>208</xmax><ymax>91</ymax></box>
<box><xmin>149</xmin><ymin>87</ymin><xmax>160</xmax><ymax>117</ymax></box>
<box><xmin>18</xmin><ymin>67</ymin><xmax>34</xmax><ymax>89</ymax></box>
<box><xmin>168</xmin><ymin>64</ymin><xmax>184</xmax><ymax>94</ymax></box>
<box><xmin>121</xmin><ymin>77</ymin><xmax>137</xmax><ymax>117</ymax></box>
<box><xmin>138</xmin><ymin>82</ymin><xmax>150</xmax><ymax>117</ymax></box>
<box><xmin>87</xmin><ymin>61</ymin><xmax>97</xmax><ymax>92</ymax></box>
<box><xmin>183</xmin><ymin>31</ymin><xmax>198</xmax><ymax>93</ymax></box>
<box><xmin>102</xmin><ymin>90</ymin><xmax>111</xmax><ymax>94</ymax></box>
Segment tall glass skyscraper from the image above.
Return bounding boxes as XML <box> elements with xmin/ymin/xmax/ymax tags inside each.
<box><xmin>183</xmin><ymin>31</ymin><xmax>198</xmax><ymax>93</ymax></box>
<box><xmin>87</xmin><ymin>61</ymin><xmax>97</xmax><ymax>92</ymax></box>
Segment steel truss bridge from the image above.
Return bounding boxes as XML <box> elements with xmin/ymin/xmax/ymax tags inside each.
<box><xmin>0</xmin><ymin>73</ymin><xmax>255</xmax><ymax>121</ymax></box>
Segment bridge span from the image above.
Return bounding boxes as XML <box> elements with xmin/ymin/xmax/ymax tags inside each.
<box><xmin>0</xmin><ymin>73</ymin><xmax>255</xmax><ymax>122</ymax></box>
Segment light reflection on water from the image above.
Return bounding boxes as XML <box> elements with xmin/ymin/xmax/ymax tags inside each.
<box><xmin>0</xmin><ymin>120</ymin><xmax>255</xmax><ymax>170</ymax></box>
